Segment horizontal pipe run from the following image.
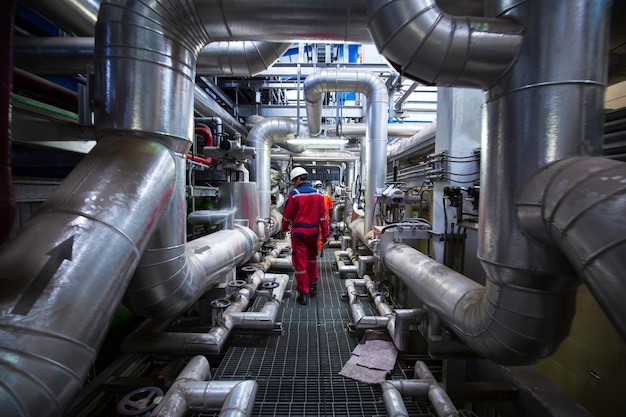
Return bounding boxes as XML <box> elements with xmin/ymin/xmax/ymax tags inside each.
<box><xmin>122</xmin><ymin>271</ymin><xmax>287</xmax><ymax>353</ymax></box>
<box><xmin>230</xmin><ymin>274</ymin><xmax>289</xmax><ymax>329</ymax></box>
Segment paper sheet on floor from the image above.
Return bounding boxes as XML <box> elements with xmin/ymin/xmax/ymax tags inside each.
<box><xmin>339</xmin><ymin>332</ymin><xmax>398</xmax><ymax>384</ymax></box>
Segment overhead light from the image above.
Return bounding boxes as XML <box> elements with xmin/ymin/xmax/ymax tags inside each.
<box><xmin>286</xmin><ymin>138</ymin><xmax>349</xmax><ymax>145</ymax></box>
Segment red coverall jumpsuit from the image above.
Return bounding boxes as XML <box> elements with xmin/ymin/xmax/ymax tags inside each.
<box><xmin>282</xmin><ymin>182</ymin><xmax>330</xmax><ymax>295</ymax></box>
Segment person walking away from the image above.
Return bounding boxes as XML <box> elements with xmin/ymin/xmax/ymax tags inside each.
<box><xmin>313</xmin><ymin>180</ymin><xmax>333</xmax><ymax>251</ymax></box>
<box><xmin>282</xmin><ymin>168</ymin><xmax>329</xmax><ymax>305</ymax></box>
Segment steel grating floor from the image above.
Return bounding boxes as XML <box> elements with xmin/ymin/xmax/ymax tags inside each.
<box><xmin>205</xmin><ymin>249</ymin><xmax>433</xmax><ymax>417</ymax></box>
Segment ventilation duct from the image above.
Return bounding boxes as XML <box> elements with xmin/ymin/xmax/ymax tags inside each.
<box><xmin>367</xmin><ymin>0</ymin><xmax>524</xmax><ymax>89</ymax></box>
<box><xmin>14</xmin><ymin>38</ymin><xmax>291</xmax><ymax>78</ymax></box>
<box><xmin>380</xmin><ymin>0</ymin><xmax>614</xmax><ymax>364</ymax></box>
<box><xmin>517</xmin><ymin>157</ymin><xmax>626</xmax><ymax>340</ymax></box>
<box><xmin>0</xmin><ymin>136</ymin><xmax>178</xmax><ymax>414</ymax></box>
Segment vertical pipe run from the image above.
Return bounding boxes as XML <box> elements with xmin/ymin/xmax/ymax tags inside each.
<box><xmin>304</xmin><ymin>69</ymin><xmax>388</xmax><ymax>231</ymax></box>
<box><xmin>0</xmin><ymin>0</ymin><xmax>16</xmax><ymax>244</ymax></box>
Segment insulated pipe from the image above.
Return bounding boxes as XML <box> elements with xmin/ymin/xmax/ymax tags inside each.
<box><xmin>0</xmin><ymin>136</ymin><xmax>177</xmax><ymax>415</ymax></box>
<box><xmin>229</xmin><ymin>273</ymin><xmax>289</xmax><ymax>329</ymax></box>
<box><xmin>327</xmin><ymin>123</ymin><xmax>422</xmax><ymax>138</ymax></box>
<box><xmin>382</xmin><ymin>240</ymin><xmax>576</xmax><ymax>365</ymax></box>
<box><xmin>381</xmin><ymin>381</ymin><xmax>411</xmax><ymax>417</ymax></box>
<box><xmin>188</xmin><ymin>209</ymin><xmax>236</xmax><ymax>230</ymax></box>
<box><xmin>367</xmin><ymin>0</ymin><xmax>524</xmax><ymax>89</ymax></box>
<box><xmin>335</xmin><ymin>249</ymin><xmax>358</xmax><ymax>275</ymax></box>
<box><xmin>304</xmin><ymin>69</ymin><xmax>388</xmax><ymax>232</ymax></box>
<box><xmin>517</xmin><ymin>157</ymin><xmax>626</xmax><ymax>340</ymax></box>
<box><xmin>271</xmin><ymin>149</ymin><xmax>358</xmax><ymax>162</ymax></box>
<box><xmin>124</xmin><ymin>223</ymin><xmax>259</xmax><ymax>318</ymax></box>
<box><xmin>14</xmin><ymin>37</ymin><xmax>291</xmax><ymax>78</ymax></box>
<box><xmin>153</xmin><ymin>355</ymin><xmax>257</xmax><ymax>417</ymax></box>
<box><xmin>375</xmin><ymin>0</ymin><xmax>613</xmax><ymax>365</ymax></box>
<box><xmin>414</xmin><ymin>361</ymin><xmax>458</xmax><ymax>417</ymax></box>
<box><xmin>196</xmin><ymin>41</ymin><xmax>291</xmax><ymax>76</ymax></box>
<box><xmin>477</xmin><ymin>0</ymin><xmax>612</xmax><ymax>359</ymax></box>
<box><xmin>381</xmin><ymin>362</ymin><xmax>457</xmax><ymax>417</ymax></box>
<box><xmin>194</xmin><ymin>85</ymin><xmax>249</xmax><ymax>139</ymax></box>
<box><xmin>345</xmin><ymin>278</ymin><xmax>392</xmax><ymax>330</ymax></box>
<box><xmin>21</xmin><ymin>0</ymin><xmax>99</xmax><ymax>36</ymax></box>
<box><xmin>387</xmin><ymin>121</ymin><xmax>436</xmax><ymax>161</ymax></box>
<box><xmin>245</xmin><ymin>117</ymin><xmax>306</xmax><ymax>223</ymax></box>
<box><xmin>122</xmin><ymin>272</ymin><xmax>286</xmax><ymax>353</ymax></box>
<box><xmin>0</xmin><ymin>0</ymin><xmax>15</xmax><ymax>245</ymax></box>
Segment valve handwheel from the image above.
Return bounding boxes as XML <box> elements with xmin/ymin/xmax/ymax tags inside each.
<box><xmin>117</xmin><ymin>386</ymin><xmax>163</xmax><ymax>416</ymax></box>
<box><xmin>262</xmin><ymin>281</ymin><xmax>280</xmax><ymax>290</ymax></box>
<box><xmin>210</xmin><ymin>298</ymin><xmax>232</xmax><ymax>309</ymax></box>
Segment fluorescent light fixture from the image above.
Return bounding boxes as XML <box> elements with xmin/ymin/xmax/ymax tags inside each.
<box><xmin>286</xmin><ymin>138</ymin><xmax>349</xmax><ymax>145</ymax></box>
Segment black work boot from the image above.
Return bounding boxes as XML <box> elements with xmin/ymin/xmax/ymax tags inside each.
<box><xmin>297</xmin><ymin>292</ymin><xmax>309</xmax><ymax>305</ymax></box>
<box><xmin>309</xmin><ymin>283</ymin><xmax>317</xmax><ymax>297</ymax></box>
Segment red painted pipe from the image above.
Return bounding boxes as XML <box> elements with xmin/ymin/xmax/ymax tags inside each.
<box><xmin>185</xmin><ymin>154</ymin><xmax>214</xmax><ymax>167</ymax></box>
<box><xmin>194</xmin><ymin>123</ymin><xmax>214</xmax><ymax>165</ymax></box>
<box><xmin>0</xmin><ymin>0</ymin><xmax>17</xmax><ymax>244</ymax></box>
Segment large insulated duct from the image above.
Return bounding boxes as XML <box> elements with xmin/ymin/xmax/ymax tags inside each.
<box><xmin>367</xmin><ymin>0</ymin><xmax>524</xmax><ymax>89</ymax></box>
<box><xmin>14</xmin><ymin>37</ymin><xmax>291</xmax><ymax>78</ymax></box>
<box><xmin>517</xmin><ymin>157</ymin><xmax>626</xmax><ymax>340</ymax></box>
<box><xmin>304</xmin><ymin>69</ymin><xmax>388</xmax><ymax>231</ymax></box>
<box><xmin>0</xmin><ymin>136</ymin><xmax>178</xmax><ymax>415</ymax></box>
<box><xmin>245</xmin><ymin>117</ymin><xmax>306</xmax><ymax>223</ymax></box>
<box><xmin>21</xmin><ymin>0</ymin><xmax>99</xmax><ymax>36</ymax></box>
<box><xmin>124</xmin><ymin>222</ymin><xmax>259</xmax><ymax>318</ymax></box>
<box><xmin>382</xmin><ymin>0</ymin><xmax>614</xmax><ymax>364</ymax></box>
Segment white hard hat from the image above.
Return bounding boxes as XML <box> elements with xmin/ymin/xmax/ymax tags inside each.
<box><xmin>290</xmin><ymin>167</ymin><xmax>308</xmax><ymax>181</ymax></box>
<box><xmin>313</xmin><ymin>180</ymin><xmax>323</xmax><ymax>188</ymax></box>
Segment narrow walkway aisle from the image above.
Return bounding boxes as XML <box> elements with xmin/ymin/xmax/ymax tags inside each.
<box><xmin>211</xmin><ymin>249</ymin><xmax>433</xmax><ymax>416</ymax></box>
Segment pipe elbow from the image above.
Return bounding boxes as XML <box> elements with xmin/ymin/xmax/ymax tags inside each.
<box><xmin>367</xmin><ymin>0</ymin><xmax>523</xmax><ymax>89</ymax></box>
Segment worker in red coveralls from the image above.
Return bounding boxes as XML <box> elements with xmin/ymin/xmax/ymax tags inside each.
<box><xmin>282</xmin><ymin>167</ymin><xmax>330</xmax><ymax>305</ymax></box>
<box><xmin>313</xmin><ymin>180</ymin><xmax>333</xmax><ymax>251</ymax></box>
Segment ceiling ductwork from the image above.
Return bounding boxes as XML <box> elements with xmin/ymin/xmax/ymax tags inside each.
<box><xmin>367</xmin><ymin>0</ymin><xmax>524</xmax><ymax>89</ymax></box>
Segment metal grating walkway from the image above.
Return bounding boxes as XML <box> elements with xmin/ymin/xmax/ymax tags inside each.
<box><xmin>208</xmin><ymin>249</ymin><xmax>433</xmax><ymax>417</ymax></box>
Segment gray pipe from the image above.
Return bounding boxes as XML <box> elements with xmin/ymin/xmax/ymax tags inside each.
<box><xmin>21</xmin><ymin>0</ymin><xmax>99</xmax><ymax>36</ymax></box>
<box><xmin>376</xmin><ymin>0</ymin><xmax>613</xmax><ymax>365</ymax></box>
<box><xmin>245</xmin><ymin>117</ymin><xmax>306</xmax><ymax>222</ymax></box>
<box><xmin>0</xmin><ymin>136</ymin><xmax>177</xmax><ymax>415</ymax></box>
<box><xmin>304</xmin><ymin>69</ymin><xmax>388</xmax><ymax>231</ymax></box>
<box><xmin>327</xmin><ymin>122</ymin><xmax>422</xmax><ymax>138</ymax></box>
<box><xmin>123</xmin><ymin>272</ymin><xmax>287</xmax><ymax>353</ymax></box>
<box><xmin>271</xmin><ymin>149</ymin><xmax>358</xmax><ymax>162</ymax></box>
<box><xmin>387</xmin><ymin>121</ymin><xmax>436</xmax><ymax>161</ymax></box>
<box><xmin>124</xmin><ymin>224</ymin><xmax>259</xmax><ymax>318</ymax></box>
<box><xmin>14</xmin><ymin>37</ymin><xmax>290</xmax><ymax>78</ymax></box>
<box><xmin>367</xmin><ymin>0</ymin><xmax>524</xmax><ymax>89</ymax></box>
<box><xmin>517</xmin><ymin>157</ymin><xmax>626</xmax><ymax>340</ymax></box>
<box><xmin>382</xmin><ymin>240</ymin><xmax>577</xmax><ymax>365</ymax></box>
<box><xmin>194</xmin><ymin>85</ymin><xmax>249</xmax><ymax>138</ymax></box>
<box><xmin>153</xmin><ymin>355</ymin><xmax>257</xmax><ymax>417</ymax></box>
<box><xmin>188</xmin><ymin>209</ymin><xmax>236</xmax><ymax>230</ymax></box>
<box><xmin>381</xmin><ymin>361</ymin><xmax>457</xmax><ymax>417</ymax></box>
